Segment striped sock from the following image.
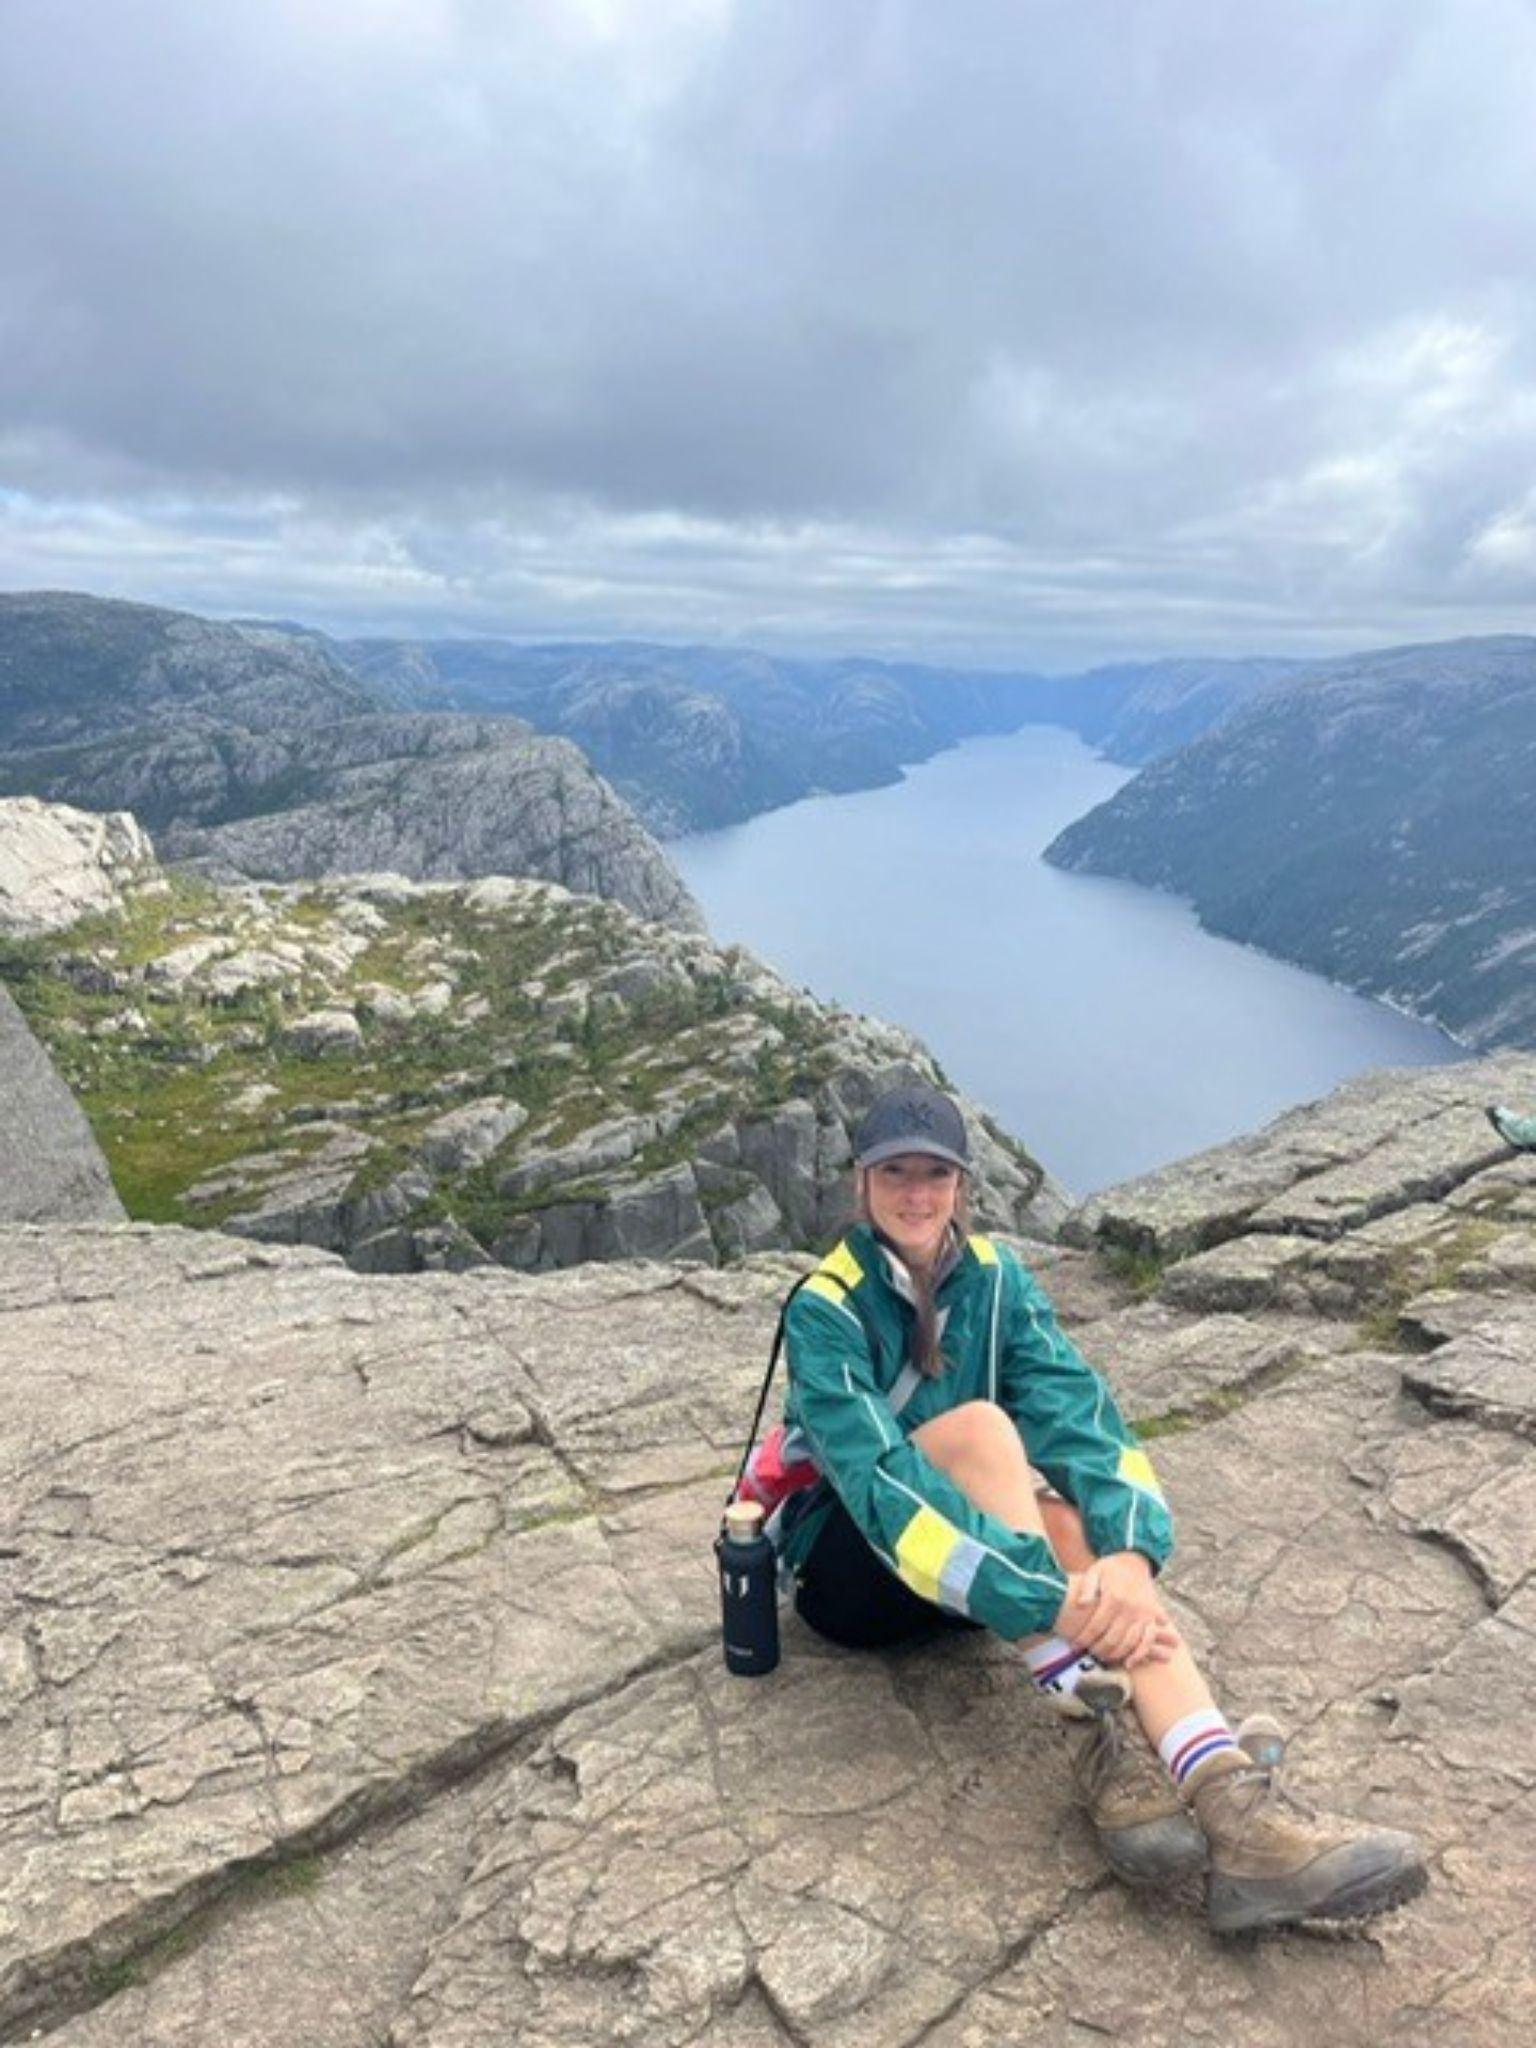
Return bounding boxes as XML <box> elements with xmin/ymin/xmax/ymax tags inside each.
<box><xmin>1024</xmin><ymin>1636</ymin><xmax>1105</xmax><ymax>1705</ymax></box>
<box><xmin>1158</xmin><ymin>1708</ymin><xmax>1240</xmax><ymax>1788</ymax></box>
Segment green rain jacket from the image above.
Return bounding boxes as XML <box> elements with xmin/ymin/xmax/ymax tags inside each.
<box><xmin>778</xmin><ymin>1223</ymin><xmax>1173</xmax><ymax>1640</ymax></box>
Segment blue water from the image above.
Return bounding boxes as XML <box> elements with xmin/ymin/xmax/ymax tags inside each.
<box><xmin>671</xmin><ymin>726</ymin><xmax>1466</xmax><ymax>1196</ymax></box>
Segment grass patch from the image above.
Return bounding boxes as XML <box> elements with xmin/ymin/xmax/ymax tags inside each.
<box><xmin>1348</xmin><ymin>1217</ymin><xmax>1508</xmax><ymax>1350</ymax></box>
<box><xmin>1132</xmin><ymin>1354</ymin><xmax>1311</xmax><ymax>1439</ymax></box>
<box><xmin>91</xmin><ymin>1855</ymin><xmax>325</xmax><ymax>2001</ymax></box>
<box><xmin>1</xmin><ymin>864</ymin><xmax>983</xmax><ymax>1255</ymax></box>
<box><xmin>1100</xmin><ymin>1241</ymin><xmax>1169</xmax><ymax>1298</ymax></box>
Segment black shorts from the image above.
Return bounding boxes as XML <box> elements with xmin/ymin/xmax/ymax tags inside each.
<box><xmin>793</xmin><ymin>1495</ymin><xmax>980</xmax><ymax>1650</ymax></box>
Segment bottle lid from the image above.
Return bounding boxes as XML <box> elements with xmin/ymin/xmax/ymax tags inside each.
<box><xmin>724</xmin><ymin>1499</ymin><xmax>766</xmax><ymax>1539</ymax></box>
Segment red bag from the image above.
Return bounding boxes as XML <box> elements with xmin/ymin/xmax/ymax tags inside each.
<box><xmin>737</xmin><ymin>1422</ymin><xmax>820</xmax><ymax>1514</ymax></box>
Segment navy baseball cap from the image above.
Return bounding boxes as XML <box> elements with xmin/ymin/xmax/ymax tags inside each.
<box><xmin>854</xmin><ymin>1085</ymin><xmax>970</xmax><ymax>1170</ymax></box>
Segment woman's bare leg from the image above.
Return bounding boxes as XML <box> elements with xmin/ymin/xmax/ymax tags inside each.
<box><xmin>914</xmin><ymin>1400</ymin><xmax>1220</xmax><ymax>1745</ymax></box>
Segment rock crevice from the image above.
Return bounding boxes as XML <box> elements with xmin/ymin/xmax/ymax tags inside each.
<box><xmin>3</xmin><ymin>1055</ymin><xmax>1536</xmax><ymax>2044</ymax></box>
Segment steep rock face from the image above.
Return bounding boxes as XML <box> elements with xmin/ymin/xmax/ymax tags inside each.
<box><xmin>4</xmin><ymin>1050</ymin><xmax>1535</xmax><ymax>2045</ymax></box>
<box><xmin>0</xmin><ymin>797</ymin><xmax>138</xmax><ymax>1222</ymax></box>
<box><xmin>0</xmin><ymin>596</ymin><xmax>702</xmax><ymax>928</ymax></box>
<box><xmin>169</xmin><ymin>718</ymin><xmax>704</xmax><ymax>931</ymax></box>
<box><xmin>1047</xmin><ymin>636</ymin><xmax>1536</xmax><ymax>1051</ymax></box>
<box><xmin>0</xmin><ymin>809</ymin><xmax>1055</xmax><ymax>1265</ymax></box>
<box><xmin>0</xmin><ymin>986</ymin><xmax>124</xmax><ymax>1221</ymax></box>
<box><xmin>1064</xmin><ymin>654</ymin><xmax>1302</xmax><ymax>763</ymax></box>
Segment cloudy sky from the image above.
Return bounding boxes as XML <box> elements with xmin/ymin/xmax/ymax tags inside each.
<box><xmin>3</xmin><ymin>0</ymin><xmax>1535</xmax><ymax>670</ymax></box>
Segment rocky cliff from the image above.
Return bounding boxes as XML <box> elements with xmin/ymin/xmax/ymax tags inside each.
<box><xmin>168</xmin><ymin>716</ymin><xmax>703</xmax><ymax>931</ymax></box>
<box><xmin>1047</xmin><ymin>635</ymin><xmax>1536</xmax><ymax>1052</ymax></box>
<box><xmin>321</xmin><ymin>635</ymin><xmax>1301</xmax><ymax>834</ymax></box>
<box><xmin>3</xmin><ymin>1050</ymin><xmax>1533</xmax><ymax>2045</ymax></box>
<box><xmin>0</xmin><ymin>798</ymin><xmax>143</xmax><ymax>1223</ymax></box>
<box><xmin>0</xmin><ymin>984</ymin><xmax>124</xmax><ymax>1223</ymax></box>
<box><xmin>0</xmin><ymin>800</ymin><xmax>1055</xmax><ymax>1267</ymax></box>
<box><xmin>0</xmin><ymin>596</ymin><xmax>702</xmax><ymax>930</ymax></box>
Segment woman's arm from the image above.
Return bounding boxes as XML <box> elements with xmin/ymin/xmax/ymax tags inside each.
<box><xmin>994</xmin><ymin>1254</ymin><xmax>1175</xmax><ymax>1574</ymax></box>
<box><xmin>786</xmin><ymin>1283</ymin><xmax>1074</xmax><ymax>1639</ymax></box>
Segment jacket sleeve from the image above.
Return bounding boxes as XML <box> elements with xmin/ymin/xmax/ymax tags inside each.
<box><xmin>995</xmin><ymin>1253</ymin><xmax>1175</xmax><ymax>1573</ymax></box>
<box><xmin>785</xmin><ymin>1281</ymin><xmax>1072</xmax><ymax>1640</ymax></box>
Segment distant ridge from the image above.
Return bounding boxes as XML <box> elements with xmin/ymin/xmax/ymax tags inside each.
<box><xmin>0</xmin><ymin>592</ymin><xmax>702</xmax><ymax>930</ymax></box>
<box><xmin>1047</xmin><ymin>635</ymin><xmax>1536</xmax><ymax>1051</ymax></box>
<box><xmin>269</xmin><ymin>625</ymin><xmax>1302</xmax><ymax>833</ymax></box>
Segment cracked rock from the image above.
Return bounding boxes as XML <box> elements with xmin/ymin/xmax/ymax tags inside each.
<box><xmin>6</xmin><ymin>1051</ymin><xmax>1536</xmax><ymax>2046</ymax></box>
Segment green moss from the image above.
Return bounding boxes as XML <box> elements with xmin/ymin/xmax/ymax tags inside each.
<box><xmin>1133</xmin><ymin>1396</ymin><xmax>1241</xmax><ymax>1442</ymax></box>
<box><xmin>1349</xmin><ymin>1217</ymin><xmax>1508</xmax><ymax>1350</ymax></box>
<box><xmin>0</xmin><ymin>864</ymin><xmax>985</xmax><ymax>1256</ymax></box>
<box><xmin>1100</xmin><ymin>1242</ymin><xmax>1169</xmax><ymax>1298</ymax></box>
<box><xmin>1133</xmin><ymin>1354</ymin><xmax>1309</xmax><ymax>1440</ymax></box>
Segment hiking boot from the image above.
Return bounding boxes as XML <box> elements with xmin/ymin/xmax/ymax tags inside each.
<box><xmin>1234</xmin><ymin>1711</ymin><xmax>1287</xmax><ymax>1770</ymax></box>
<box><xmin>1188</xmin><ymin>1732</ymin><xmax>1427</xmax><ymax>1935</ymax></box>
<box><xmin>1049</xmin><ymin>1666</ymin><xmax>1132</xmax><ymax>1722</ymax></box>
<box><xmin>1068</xmin><ymin>1675</ymin><xmax>1208</xmax><ymax>1886</ymax></box>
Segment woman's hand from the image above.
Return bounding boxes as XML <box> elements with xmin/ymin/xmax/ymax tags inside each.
<box><xmin>1056</xmin><ymin>1551</ymin><xmax>1181</xmax><ymax>1669</ymax></box>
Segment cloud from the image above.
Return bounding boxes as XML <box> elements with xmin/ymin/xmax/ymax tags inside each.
<box><xmin>2</xmin><ymin>0</ymin><xmax>1535</xmax><ymax>664</ymax></box>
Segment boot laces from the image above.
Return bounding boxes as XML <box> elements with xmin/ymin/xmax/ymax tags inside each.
<box><xmin>1224</xmin><ymin>1714</ymin><xmax>1316</xmax><ymax>1828</ymax></box>
<box><xmin>1074</xmin><ymin>1704</ymin><xmax>1173</xmax><ymax>1811</ymax></box>
<box><xmin>1075</xmin><ymin>1705</ymin><xmax>1126</xmax><ymax>1805</ymax></box>
<box><xmin>1218</xmin><ymin>1754</ymin><xmax>1319</xmax><ymax>1836</ymax></box>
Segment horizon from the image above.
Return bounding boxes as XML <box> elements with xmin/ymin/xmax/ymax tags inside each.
<box><xmin>7</xmin><ymin>581</ymin><xmax>1534</xmax><ymax>687</ymax></box>
<box><xmin>4</xmin><ymin>3</ymin><xmax>1536</xmax><ymax>669</ymax></box>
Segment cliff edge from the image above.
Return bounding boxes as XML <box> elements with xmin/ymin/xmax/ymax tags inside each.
<box><xmin>3</xmin><ymin>1052</ymin><xmax>1533</xmax><ymax>2046</ymax></box>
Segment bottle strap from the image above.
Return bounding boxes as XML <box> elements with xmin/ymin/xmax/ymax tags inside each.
<box><xmin>726</xmin><ymin>1267</ymin><xmax>871</xmax><ymax>1507</ymax></box>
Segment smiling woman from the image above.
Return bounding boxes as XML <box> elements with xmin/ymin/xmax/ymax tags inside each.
<box><xmin>757</xmin><ymin>1078</ymin><xmax>1429</xmax><ymax>1936</ymax></box>
<box><xmin>862</xmin><ymin>1154</ymin><xmax>964</xmax><ymax>1271</ymax></box>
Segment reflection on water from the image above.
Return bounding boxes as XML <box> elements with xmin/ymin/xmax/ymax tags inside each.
<box><xmin>672</xmin><ymin>726</ymin><xmax>1464</xmax><ymax>1196</ymax></box>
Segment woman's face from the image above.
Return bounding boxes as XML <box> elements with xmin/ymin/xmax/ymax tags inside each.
<box><xmin>863</xmin><ymin>1153</ymin><xmax>962</xmax><ymax>1267</ymax></box>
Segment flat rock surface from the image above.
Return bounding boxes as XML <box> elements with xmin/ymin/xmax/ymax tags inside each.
<box><xmin>5</xmin><ymin>1056</ymin><xmax>1536</xmax><ymax>2045</ymax></box>
<box><xmin>1068</xmin><ymin>1054</ymin><xmax>1536</xmax><ymax>1256</ymax></box>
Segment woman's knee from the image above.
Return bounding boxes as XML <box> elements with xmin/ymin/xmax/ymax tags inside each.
<box><xmin>915</xmin><ymin>1400</ymin><xmax>1026</xmax><ymax>1472</ymax></box>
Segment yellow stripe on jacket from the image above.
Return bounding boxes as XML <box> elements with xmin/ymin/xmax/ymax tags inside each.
<box><xmin>803</xmin><ymin>1239</ymin><xmax>866</xmax><ymax>1307</ymax></box>
<box><xmin>1118</xmin><ymin>1445</ymin><xmax>1165</xmax><ymax>1498</ymax></box>
<box><xmin>894</xmin><ymin>1504</ymin><xmax>963</xmax><ymax>1604</ymax></box>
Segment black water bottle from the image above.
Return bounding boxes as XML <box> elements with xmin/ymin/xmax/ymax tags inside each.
<box><xmin>716</xmin><ymin>1500</ymin><xmax>780</xmax><ymax>1676</ymax></box>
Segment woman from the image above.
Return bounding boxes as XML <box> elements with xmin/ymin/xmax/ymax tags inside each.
<box><xmin>776</xmin><ymin>1082</ymin><xmax>1426</xmax><ymax>1936</ymax></box>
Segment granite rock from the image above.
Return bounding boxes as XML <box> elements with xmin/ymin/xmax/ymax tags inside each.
<box><xmin>4</xmin><ymin>1053</ymin><xmax>1536</xmax><ymax>2043</ymax></box>
<box><xmin>0</xmin><ymin>985</ymin><xmax>124</xmax><ymax>1224</ymax></box>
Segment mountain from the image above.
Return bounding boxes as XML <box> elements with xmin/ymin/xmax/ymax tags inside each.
<box><xmin>1046</xmin><ymin>636</ymin><xmax>1536</xmax><ymax>1049</ymax></box>
<box><xmin>0</xmin><ymin>593</ymin><xmax>702</xmax><ymax>929</ymax></box>
<box><xmin>0</xmin><ymin>590</ymin><xmax>376</xmax><ymax>746</ymax></box>
<box><xmin>286</xmin><ymin>631</ymin><xmax>1311</xmax><ymax>834</ymax></box>
<box><xmin>2</xmin><ymin>592</ymin><xmax>1319</xmax><ymax>856</ymax></box>
<box><xmin>315</xmin><ymin>635</ymin><xmax>1054</xmax><ymax>832</ymax></box>
<box><xmin>1060</xmin><ymin>654</ymin><xmax>1303</xmax><ymax>763</ymax></box>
